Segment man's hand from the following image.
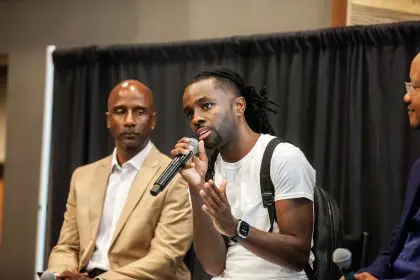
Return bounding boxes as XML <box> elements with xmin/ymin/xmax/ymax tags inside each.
<box><xmin>57</xmin><ymin>270</ymin><xmax>91</xmax><ymax>280</ymax></box>
<box><xmin>200</xmin><ymin>179</ymin><xmax>237</xmax><ymax>237</ymax></box>
<box><xmin>339</xmin><ymin>272</ymin><xmax>378</xmax><ymax>280</ymax></box>
<box><xmin>355</xmin><ymin>273</ymin><xmax>378</xmax><ymax>280</ymax></box>
<box><xmin>171</xmin><ymin>138</ymin><xmax>208</xmax><ymax>194</ymax></box>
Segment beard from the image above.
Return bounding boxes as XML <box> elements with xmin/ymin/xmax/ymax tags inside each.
<box><xmin>203</xmin><ymin>130</ymin><xmax>223</xmax><ymax>149</ymax></box>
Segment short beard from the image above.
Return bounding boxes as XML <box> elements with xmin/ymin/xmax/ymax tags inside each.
<box><xmin>204</xmin><ymin>131</ymin><xmax>222</xmax><ymax>149</ymax></box>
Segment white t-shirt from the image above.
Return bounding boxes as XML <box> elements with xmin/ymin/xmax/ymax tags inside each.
<box><xmin>212</xmin><ymin>134</ymin><xmax>316</xmax><ymax>280</ymax></box>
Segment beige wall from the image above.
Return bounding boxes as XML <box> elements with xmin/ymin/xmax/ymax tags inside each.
<box><xmin>0</xmin><ymin>66</ymin><xmax>6</xmax><ymax>248</ymax></box>
<box><xmin>0</xmin><ymin>68</ymin><xmax>6</xmax><ymax>162</ymax></box>
<box><xmin>0</xmin><ymin>0</ymin><xmax>331</xmax><ymax>279</ymax></box>
<box><xmin>352</xmin><ymin>0</ymin><xmax>420</xmax><ymax>14</ymax></box>
<box><xmin>349</xmin><ymin>0</ymin><xmax>420</xmax><ymax>25</ymax></box>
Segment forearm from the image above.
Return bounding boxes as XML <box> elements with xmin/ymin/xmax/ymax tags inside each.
<box><xmin>190</xmin><ymin>193</ymin><xmax>227</xmax><ymax>276</ymax></box>
<box><xmin>240</xmin><ymin>226</ymin><xmax>310</xmax><ymax>271</ymax></box>
<box><xmin>47</xmin><ymin>245</ymin><xmax>79</xmax><ymax>273</ymax></box>
<box><xmin>99</xmin><ymin>250</ymin><xmax>176</xmax><ymax>280</ymax></box>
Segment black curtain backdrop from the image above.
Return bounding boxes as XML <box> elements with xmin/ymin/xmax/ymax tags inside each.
<box><xmin>50</xmin><ymin>21</ymin><xmax>420</xmax><ymax>279</ymax></box>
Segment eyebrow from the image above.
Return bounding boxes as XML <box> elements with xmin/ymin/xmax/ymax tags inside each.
<box><xmin>183</xmin><ymin>96</ymin><xmax>214</xmax><ymax>113</ymax></box>
<box><xmin>111</xmin><ymin>104</ymin><xmax>149</xmax><ymax>111</ymax></box>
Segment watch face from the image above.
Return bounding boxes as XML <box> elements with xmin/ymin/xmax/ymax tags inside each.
<box><xmin>238</xmin><ymin>221</ymin><xmax>250</xmax><ymax>238</ymax></box>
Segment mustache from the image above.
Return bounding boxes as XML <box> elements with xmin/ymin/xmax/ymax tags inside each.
<box><xmin>119</xmin><ymin>131</ymin><xmax>140</xmax><ymax>136</ymax></box>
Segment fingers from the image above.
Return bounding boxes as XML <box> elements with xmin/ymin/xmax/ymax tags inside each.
<box><xmin>171</xmin><ymin>137</ymin><xmax>192</xmax><ymax>155</ymax></box>
<box><xmin>207</xmin><ymin>179</ymin><xmax>228</xmax><ymax>205</ymax></box>
<box><xmin>218</xmin><ymin>179</ymin><xmax>228</xmax><ymax>203</ymax></box>
<box><xmin>200</xmin><ymin>181</ymin><xmax>222</xmax><ymax>208</ymax></box>
<box><xmin>171</xmin><ymin>137</ymin><xmax>204</xmax><ymax>158</ymax></box>
<box><xmin>197</xmin><ymin>140</ymin><xmax>208</xmax><ymax>162</ymax></box>
<box><xmin>354</xmin><ymin>273</ymin><xmax>366</xmax><ymax>280</ymax></box>
<box><xmin>202</xmin><ymin>203</ymin><xmax>215</xmax><ymax>217</ymax></box>
<box><xmin>171</xmin><ymin>141</ymin><xmax>191</xmax><ymax>157</ymax></box>
<box><xmin>354</xmin><ymin>273</ymin><xmax>375</xmax><ymax>280</ymax></box>
<box><xmin>56</xmin><ymin>270</ymin><xmax>72</xmax><ymax>280</ymax></box>
<box><xmin>200</xmin><ymin>180</ymin><xmax>229</xmax><ymax>216</ymax></box>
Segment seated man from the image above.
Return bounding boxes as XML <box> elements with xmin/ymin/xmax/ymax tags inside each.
<box><xmin>47</xmin><ymin>80</ymin><xmax>193</xmax><ymax>280</ymax></box>
<box><xmin>342</xmin><ymin>53</ymin><xmax>420</xmax><ymax>280</ymax></box>
<box><xmin>172</xmin><ymin>68</ymin><xmax>315</xmax><ymax>279</ymax></box>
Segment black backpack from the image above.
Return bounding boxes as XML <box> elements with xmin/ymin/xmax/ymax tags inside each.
<box><xmin>260</xmin><ymin>138</ymin><xmax>343</xmax><ymax>280</ymax></box>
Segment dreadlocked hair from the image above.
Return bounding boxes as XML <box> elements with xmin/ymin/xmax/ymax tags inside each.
<box><xmin>186</xmin><ymin>67</ymin><xmax>279</xmax><ymax>181</ymax></box>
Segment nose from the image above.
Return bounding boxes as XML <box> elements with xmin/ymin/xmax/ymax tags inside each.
<box><xmin>124</xmin><ymin>110</ymin><xmax>136</xmax><ymax>126</ymax></box>
<box><xmin>404</xmin><ymin>91</ymin><xmax>411</xmax><ymax>104</ymax></box>
<box><xmin>191</xmin><ymin>112</ymin><xmax>205</xmax><ymax>128</ymax></box>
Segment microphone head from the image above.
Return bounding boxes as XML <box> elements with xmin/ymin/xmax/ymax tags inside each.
<box><xmin>188</xmin><ymin>138</ymin><xmax>199</xmax><ymax>155</ymax></box>
<box><xmin>333</xmin><ymin>248</ymin><xmax>352</xmax><ymax>269</ymax></box>
<box><xmin>40</xmin><ymin>272</ymin><xmax>56</xmax><ymax>280</ymax></box>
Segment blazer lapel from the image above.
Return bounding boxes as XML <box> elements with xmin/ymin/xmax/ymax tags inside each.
<box><xmin>89</xmin><ymin>157</ymin><xmax>112</xmax><ymax>239</ymax></box>
<box><xmin>109</xmin><ymin>145</ymin><xmax>161</xmax><ymax>248</ymax></box>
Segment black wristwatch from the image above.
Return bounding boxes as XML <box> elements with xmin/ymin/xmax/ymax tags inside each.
<box><xmin>229</xmin><ymin>220</ymin><xmax>250</xmax><ymax>243</ymax></box>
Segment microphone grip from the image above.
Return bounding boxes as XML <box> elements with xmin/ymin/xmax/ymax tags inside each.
<box><xmin>150</xmin><ymin>152</ymin><xmax>192</xmax><ymax>196</ymax></box>
<box><xmin>341</xmin><ymin>266</ymin><xmax>355</xmax><ymax>280</ymax></box>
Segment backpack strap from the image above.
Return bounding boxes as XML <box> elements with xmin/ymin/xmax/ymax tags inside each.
<box><xmin>260</xmin><ymin>137</ymin><xmax>281</xmax><ymax>233</ymax></box>
<box><xmin>260</xmin><ymin>137</ymin><xmax>316</xmax><ymax>280</ymax></box>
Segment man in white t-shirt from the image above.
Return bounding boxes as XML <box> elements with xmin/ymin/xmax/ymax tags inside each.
<box><xmin>172</xmin><ymin>68</ymin><xmax>316</xmax><ymax>280</ymax></box>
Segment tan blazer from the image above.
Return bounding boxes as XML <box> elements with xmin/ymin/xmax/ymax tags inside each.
<box><xmin>47</xmin><ymin>144</ymin><xmax>193</xmax><ymax>280</ymax></box>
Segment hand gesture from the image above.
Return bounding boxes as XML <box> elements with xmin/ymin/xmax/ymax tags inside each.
<box><xmin>201</xmin><ymin>179</ymin><xmax>237</xmax><ymax>237</ymax></box>
<box><xmin>171</xmin><ymin>138</ymin><xmax>208</xmax><ymax>194</ymax></box>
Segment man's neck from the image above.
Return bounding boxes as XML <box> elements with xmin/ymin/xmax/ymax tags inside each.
<box><xmin>219</xmin><ymin>126</ymin><xmax>260</xmax><ymax>163</ymax></box>
<box><xmin>116</xmin><ymin>140</ymin><xmax>149</xmax><ymax>165</ymax></box>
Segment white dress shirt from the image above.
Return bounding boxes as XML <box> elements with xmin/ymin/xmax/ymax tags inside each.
<box><xmin>87</xmin><ymin>141</ymin><xmax>152</xmax><ymax>271</ymax></box>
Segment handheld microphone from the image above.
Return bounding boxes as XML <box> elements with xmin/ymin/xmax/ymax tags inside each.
<box><xmin>333</xmin><ymin>248</ymin><xmax>355</xmax><ymax>280</ymax></box>
<box><xmin>40</xmin><ymin>271</ymin><xmax>56</xmax><ymax>280</ymax></box>
<box><xmin>150</xmin><ymin>138</ymin><xmax>199</xmax><ymax>196</ymax></box>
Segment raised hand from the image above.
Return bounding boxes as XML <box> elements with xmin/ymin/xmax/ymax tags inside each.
<box><xmin>200</xmin><ymin>179</ymin><xmax>237</xmax><ymax>237</ymax></box>
<box><xmin>171</xmin><ymin>138</ymin><xmax>208</xmax><ymax>194</ymax></box>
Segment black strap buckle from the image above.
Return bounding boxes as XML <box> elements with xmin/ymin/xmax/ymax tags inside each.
<box><xmin>262</xmin><ymin>192</ymin><xmax>274</xmax><ymax>207</ymax></box>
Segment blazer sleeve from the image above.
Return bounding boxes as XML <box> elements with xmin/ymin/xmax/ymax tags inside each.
<box><xmin>99</xmin><ymin>175</ymin><xmax>193</xmax><ymax>280</ymax></box>
<box><xmin>47</xmin><ymin>169</ymin><xmax>80</xmax><ymax>273</ymax></box>
<box><xmin>381</xmin><ymin>271</ymin><xmax>420</xmax><ymax>280</ymax></box>
<box><xmin>358</xmin><ymin>160</ymin><xmax>420</xmax><ymax>278</ymax></box>
<box><xmin>357</xmin><ymin>225</ymin><xmax>397</xmax><ymax>278</ymax></box>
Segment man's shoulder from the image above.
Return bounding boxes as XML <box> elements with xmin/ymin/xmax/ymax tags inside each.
<box><xmin>264</xmin><ymin>136</ymin><xmax>315</xmax><ymax>177</ymax></box>
<box><xmin>73</xmin><ymin>156</ymin><xmax>112</xmax><ymax>175</ymax></box>
<box><xmin>258</xmin><ymin>135</ymin><xmax>304</xmax><ymax>161</ymax></box>
<box><xmin>411</xmin><ymin>158</ymin><xmax>420</xmax><ymax>174</ymax></box>
<box><xmin>407</xmin><ymin>158</ymin><xmax>420</xmax><ymax>194</ymax></box>
<box><xmin>258</xmin><ymin>134</ymin><xmax>299</xmax><ymax>152</ymax></box>
<box><xmin>150</xmin><ymin>145</ymin><xmax>172</xmax><ymax>166</ymax></box>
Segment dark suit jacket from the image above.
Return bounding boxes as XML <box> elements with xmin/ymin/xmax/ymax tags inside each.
<box><xmin>359</xmin><ymin>159</ymin><xmax>420</xmax><ymax>279</ymax></box>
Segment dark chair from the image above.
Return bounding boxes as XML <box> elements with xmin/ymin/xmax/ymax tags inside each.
<box><xmin>312</xmin><ymin>186</ymin><xmax>343</xmax><ymax>280</ymax></box>
<box><xmin>313</xmin><ymin>186</ymin><xmax>371</xmax><ymax>280</ymax></box>
<box><xmin>341</xmin><ymin>232</ymin><xmax>370</xmax><ymax>272</ymax></box>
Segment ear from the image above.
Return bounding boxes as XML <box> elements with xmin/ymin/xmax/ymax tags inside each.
<box><xmin>235</xmin><ymin>96</ymin><xmax>246</xmax><ymax>116</ymax></box>
<box><xmin>151</xmin><ymin>112</ymin><xmax>157</xmax><ymax>130</ymax></box>
<box><xmin>106</xmin><ymin>112</ymin><xmax>111</xmax><ymax>128</ymax></box>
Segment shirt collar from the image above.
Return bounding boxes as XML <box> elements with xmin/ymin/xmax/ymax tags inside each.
<box><xmin>111</xmin><ymin>140</ymin><xmax>153</xmax><ymax>171</ymax></box>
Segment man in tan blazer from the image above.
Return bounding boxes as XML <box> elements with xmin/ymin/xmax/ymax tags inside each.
<box><xmin>47</xmin><ymin>80</ymin><xmax>193</xmax><ymax>280</ymax></box>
